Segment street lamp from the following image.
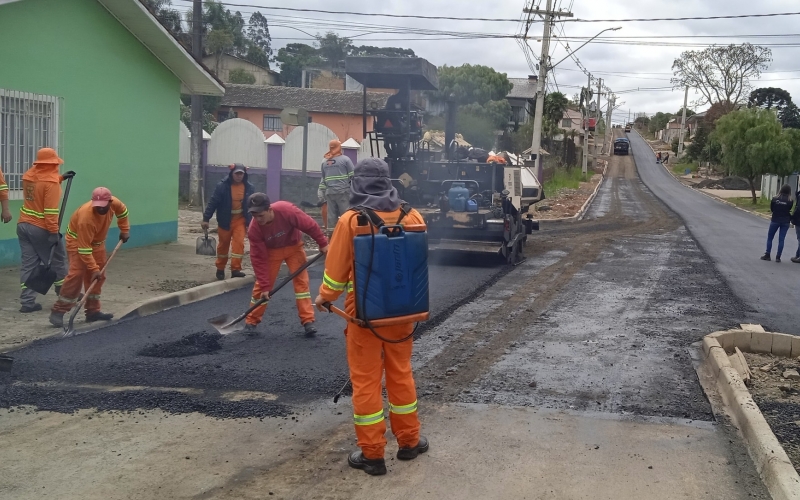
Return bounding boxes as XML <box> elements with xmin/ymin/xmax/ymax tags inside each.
<box><xmin>549</xmin><ymin>27</ymin><xmax>621</xmax><ymax>70</ymax></box>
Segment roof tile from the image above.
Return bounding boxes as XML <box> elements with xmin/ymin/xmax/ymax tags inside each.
<box><xmin>221</xmin><ymin>84</ymin><xmax>392</xmax><ymax>114</ymax></box>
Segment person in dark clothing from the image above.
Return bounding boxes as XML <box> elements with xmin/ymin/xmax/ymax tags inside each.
<box><xmin>202</xmin><ymin>164</ymin><xmax>255</xmax><ymax>279</ymax></box>
<box><xmin>791</xmin><ymin>189</ymin><xmax>800</xmax><ymax>264</ymax></box>
<box><xmin>761</xmin><ymin>184</ymin><xmax>793</xmax><ymax>263</ymax></box>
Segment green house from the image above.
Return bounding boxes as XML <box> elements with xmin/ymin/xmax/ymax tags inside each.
<box><xmin>0</xmin><ymin>0</ymin><xmax>223</xmax><ymax>266</ymax></box>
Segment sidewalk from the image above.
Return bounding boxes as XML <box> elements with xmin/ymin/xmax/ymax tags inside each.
<box><xmin>0</xmin><ymin>209</ymin><xmax>255</xmax><ymax>352</ymax></box>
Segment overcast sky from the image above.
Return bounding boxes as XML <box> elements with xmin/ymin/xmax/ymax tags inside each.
<box><xmin>178</xmin><ymin>0</ymin><xmax>800</xmax><ymax>122</ymax></box>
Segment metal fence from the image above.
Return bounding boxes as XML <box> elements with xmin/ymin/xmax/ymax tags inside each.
<box><xmin>0</xmin><ymin>89</ymin><xmax>64</xmax><ymax>199</ymax></box>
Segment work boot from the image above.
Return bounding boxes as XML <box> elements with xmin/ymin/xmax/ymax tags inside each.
<box><xmin>86</xmin><ymin>311</ymin><xmax>114</xmax><ymax>323</ymax></box>
<box><xmin>397</xmin><ymin>435</ymin><xmax>429</xmax><ymax>461</ymax></box>
<box><xmin>347</xmin><ymin>451</ymin><xmax>387</xmax><ymax>476</ymax></box>
<box><xmin>19</xmin><ymin>303</ymin><xmax>42</xmax><ymax>313</ymax></box>
<box><xmin>760</xmin><ymin>253</ymin><xmax>771</xmax><ymax>261</ymax></box>
<box><xmin>216</xmin><ymin>269</ymin><xmax>225</xmax><ymax>280</ymax></box>
<box><xmin>791</xmin><ymin>256</ymin><xmax>800</xmax><ymax>263</ymax></box>
<box><xmin>231</xmin><ymin>270</ymin><xmax>246</xmax><ymax>278</ymax></box>
<box><xmin>776</xmin><ymin>257</ymin><xmax>782</xmax><ymax>263</ymax></box>
<box><xmin>303</xmin><ymin>321</ymin><xmax>317</xmax><ymax>337</ymax></box>
<box><xmin>243</xmin><ymin>323</ymin><xmax>259</xmax><ymax>336</ymax></box>
<box><xmin>48</xmin><ymin>312</ymin><xmax>64</xmax><ymax>328</ymax></box>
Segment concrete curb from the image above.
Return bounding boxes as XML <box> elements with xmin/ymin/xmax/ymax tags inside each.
<box><xmin>632</xmin><ymin>129</ymin><xmax>772</xmax><ymax>221</ymax></box>
<box><xmin>538</xmin><ymin>160</ymin><xmax>609</xmax><ymax>225</ymax></box>
<box><xmin>701</xmin><ymin>326</ymin><xmax>800</xmax><ymax>500</ymax></box>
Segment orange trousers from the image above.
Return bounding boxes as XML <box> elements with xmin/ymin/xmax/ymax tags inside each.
<box><xmin>215</xmin><ymin>217</ymin><xmax>246</xmax><ymax>271</ymax></box>
<box><xmin>245</xmin><ymin>243</ymin><xmax>315</xmax><ymax>326</ymax></box>
<box><xmin>321</xmin><ymin>202</ymin><xmax>328</xmax><ymax>232</ymax></box>
<box><xmin>347</xmin><ymin>322</ymin><xmax>421</xmax><ymax>460</ymax></box>
<box><xmin>52</xmin><ymin>248</ymin><xmax>106</xmax><ymax>315</ymax></box>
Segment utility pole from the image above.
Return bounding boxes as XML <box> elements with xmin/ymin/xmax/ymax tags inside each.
<box><xmin>603</xmin><ymin>94</ymin><xmax>615</xmax><ymax>156</ymax></box>
<box><xmin>595</xmin><ymin>78</ymin><xmax>602</xmax><ymax>157</ymax></box>
<box><xmin>189</xmin><ymin>0</ymin><xmax>204</xmax><ymax>207</ymax></box>
<box><xmin>526</xmin><ymin>0</ymin><xmax>573</xmax><ymax>181</ymax></box>
<box><xmin>582</xmin><ymin>72</ymin><xmax>591</xmax><ymax>175</ymax></box>
<box><xmin>678</xmin><ymin>85</ymin><xmax>689</xmax><ymax>157</ymax></box>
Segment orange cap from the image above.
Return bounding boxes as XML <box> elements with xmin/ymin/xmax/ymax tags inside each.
<box><xmin>91</xmin><ymin>187</ymin><xmax>112</xmax><ymax>207</ymax></box>
<box><xmin>33</xmin><ymin>148</ymin><xmax>64</xmax><ymax>165</ymax></box>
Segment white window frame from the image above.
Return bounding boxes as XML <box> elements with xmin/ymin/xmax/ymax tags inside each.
<box><xmin>0</xmin><ymin>89</ymin><xmax>63</xmax><ymax>200</ymax></box>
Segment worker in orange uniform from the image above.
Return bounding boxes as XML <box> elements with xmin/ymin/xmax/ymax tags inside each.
<box><xmin>314</xmin><ymin>158</ymin><xmax>428</xmax><ymax>476</ymax></box>
<box><xmin>245</xmin><ymin>193</ymin><xmax>328</xmax><ymax>336</ymax></box>
<box><xmin>17</xmin><ymin>148</ymin><xmax>75</xmax><ymax>313</ymax></box>
<box><xmin>202</xmin><ymin>163</ymin><xmax>254</xmax><ymax>280</ymax></box>
<box><xmin>49</xmin><ymin>187</ymin><xmax>129</xmax><ymax>327</ymax></box>
<box><xmin>0</xmin><ymin>165</ymin><xmax>11</xmax><ymax>223</ymax></box>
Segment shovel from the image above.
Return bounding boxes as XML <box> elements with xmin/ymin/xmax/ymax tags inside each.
<box><xmin>24</xmin><ymin>175</ymin><xmax>73</xmax><ymax>295</ymax></box>
<box><xmin>62</xmin><ymin>239</ymin><xmax>124</xmax><ymax>337</ymax></box>
<box><xmin>196</xmin><ymin>228</ymin><xmax>217</xmax><ymax>256</ymax></box>
<box><xmin>208</xmin><ymin>252</ymin><xmax>324</xmax><ymax>335</ymax></box>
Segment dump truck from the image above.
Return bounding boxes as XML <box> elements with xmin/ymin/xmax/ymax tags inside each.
<box><xmin>345</xmin><ymin>56</ymin><xmax>543</xmax><ymax>264</ymax></box>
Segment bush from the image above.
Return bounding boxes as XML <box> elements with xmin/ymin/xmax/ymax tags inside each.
<box><xmin>228</xmin><ymin>68</ymin><xmax>256</xmax><ymax>84</ymax></box>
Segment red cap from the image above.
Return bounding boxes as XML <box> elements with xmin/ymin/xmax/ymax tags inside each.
<box><xmin>91</xmin><ymin>187</ymin><xmax>112</xmax><ymax>207</ymax></box>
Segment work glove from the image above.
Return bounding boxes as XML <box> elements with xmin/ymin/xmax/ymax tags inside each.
<box><xmin>91</xmin><ymin>270</ymin><xmax>104</xmax><ymax>283</ymax></box>
<box><xmin>119</xmin><ymin>232</ymin><xmax>130</xmax><ymax>243</ymax></box>
<box><xmin>1</xmin><ymin>208</ymin><xmax>11</xmax><ymax>224</ymax></box>
<box><xmin>260</xmin><ymin>291</ymin><xmax>271</xmax><ymax>302</ymax></box>
<box><xmin>200</xmin><ymin>221</ymin><xmax>210</xmax><ymax>231</ymax></box>
<box><xmin>47</xmin><ymin>233</ymin><xmax>61</xmax><ymax>245</ymax></box>
<box><xmin>319</xmin><ymin>245</ymin><xmax>329</xmax><ymax>254</ymax></box>
<box><xmin>62</xmin><ymin>170</ymin><xmax>76</xmax><ymax>179</ymax></box>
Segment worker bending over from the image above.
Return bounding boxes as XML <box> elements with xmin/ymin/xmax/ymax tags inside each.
<box><xmin>202</xmin><ymin>163</ymin><xmax>254</xmax><ymax>280</ymax></box>
<box><xmin>17</xmin><ymin>148</ymin><xmax>74</xmax><ymax>313</ymax></box>
<box><xmin>318</xmin><ymin>140</ymin><xmax>354</xmax><ymax>236</ymax></box>
<box><xmin>314</xmin><ymin>158</ymin><xmax>428</xmax><ymax>476</ymax></box>
<box><xmin>50</xmin><ymin>187</ymin><xmax>129</xmax><ymax>327</ymax></box>
<box><xmin>245</xmin><ymin>193</ymin><xmax>328</xmax><ymax>336</ymax></box>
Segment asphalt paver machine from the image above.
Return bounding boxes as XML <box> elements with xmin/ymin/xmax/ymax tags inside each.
<box><xmin>346</xmin><ymin>56</ymin><xmax>541</xmax><ymax>264</ymax></box>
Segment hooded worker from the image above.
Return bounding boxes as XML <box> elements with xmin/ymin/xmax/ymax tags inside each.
<box><xmin>245</xmin><ymin>193</ymin><xmax>328</xmax><ymax>336</ymax></box>
<box><xmin>17</xmin><ymin>148</ymin><xmax>75</xmax><ymax>313</ymax></box>
<box><xmin>317</xmin><ymin>140</ymin><xmax>354</xmax><ymax>236</ymax></box>
<box><xmin>202</xmin><ymin>163</ymin><xmax>255</xmax><ymax>280</ymax></box>
<box><xmin>49</xmin><ymin>187</ymin><xmax>129</xmax><ymax>327</ymax></box>
<box><xmin>314</xmin><ymin>157</ymin><xmax>428</xmax><ymax>476</ymax></box>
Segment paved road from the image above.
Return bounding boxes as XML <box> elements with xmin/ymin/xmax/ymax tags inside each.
<box><xmin>629</xmin><ymin>131</ymin><xmax>799</xmax><ymax>335</ymax></box>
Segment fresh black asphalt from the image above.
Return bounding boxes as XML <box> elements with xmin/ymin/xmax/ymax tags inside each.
<box><xmin>629</xmin><ymin>132</ymin><xmax>799</xmax><ymax>335</ymax></box>
<box><xmin>0</xmin><ymin>251</ymin><xmax>508</xmax><ymax>417</ymax></box>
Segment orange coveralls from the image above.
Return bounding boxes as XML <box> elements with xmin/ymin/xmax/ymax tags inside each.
<box><xmin>0</xmin><ymin>167</ymin><xmax>8</xmax><ymax>201</ymax></box>
<box><xmin>246</xmin><ymin>201</ymin><xmax>328</xmax><ymax>327</ymax></box>
<box><xmin>318</xmin><ymin>207</ymin><xmax>425</xmax><ymax>460</ymax></box>
<box><xmin>216</xmin><ymin>183</ymin><xmax>246</xmax><ymax>272</ymax></box>
<box><xmin>52</xmin><ymin>198</ymin><xmax>129</xmax><ymax>315</ymax></box>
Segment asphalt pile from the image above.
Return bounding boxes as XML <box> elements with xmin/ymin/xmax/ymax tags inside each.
<box><xmin>138</xmin><ymin>332</ymin><xmax>223</xmax><ymax>358</ymax></box>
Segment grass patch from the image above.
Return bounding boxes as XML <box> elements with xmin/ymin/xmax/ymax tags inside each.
<box><xmin>544</xmin><ymin>167</ymin><xmax>591</xmax><ymax>196</ymax></box>
<box><xmin>671</xmin><ymin>162</ymin><xmax>698</xmax><ymax>176</ymax></box>
<box><xmin>727</xmin><ymin>197</ymin><xmax>772</xmax><ymax>215</ymax></box>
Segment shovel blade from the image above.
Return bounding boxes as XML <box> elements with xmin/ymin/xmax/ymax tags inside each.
<box><xmin>0</xmin><ymin>355</ymin><xmax>13</xmax><ymax>373</ymax></box>
<box><xmin>24</xmin><ymin>265</ymin><xmax>57</xmax><ymax>295</ymax></box>
<box><xmin>196</xmin><ymin>235</ymin><xmax>217</xmax><ymax>256</ymax></box>
<box><xmin>207</xmin><ymin>314</ymin><xmax>244</xmax><ymax>335</ymax></box>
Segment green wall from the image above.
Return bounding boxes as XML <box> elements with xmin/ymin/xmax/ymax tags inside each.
<box><xmin>0</xmin><ymin>0</ymin><xmax>180</xmax><ymax>266</ymax></box>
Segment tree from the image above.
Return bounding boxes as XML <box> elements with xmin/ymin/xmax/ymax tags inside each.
<box><xmin>228</xmin><ymin>68</ymin><xmax>256</xmax><ymax>84</ymax></box>
<box><xmin>274</xmin><ymin>43</ymin><xmax>322</xmax><ymax>86</ymax></box>
<box><xmin>142</xmin><ymin>0</ymin><xmax>184</xmax><ymax>36</ymax></box>
<box><xmin>686</xmin><ymin>124</ymin><xmax>709</xmax><ymax>161</ymax></box>
<box><xmin>244</xmin><ymin>12</ymin><xmax>272</xmax><ymax>68</ymax></box>
<box><xmin>315</xmin><ymin>32</ymin><xmax>352</xmax><ymax>71</ymax></box>
<box><xmin>430</xmin><ymin>64</ymin><xmax>513</xmax><ymax>106</ymax></box>
<box><xmin>543</xmin><ymin>92</ymin><xmax>569</xmax><ymax>135</ymax></box>
<box><xmin>648</xmin><ymin>112</ymin><xmax>673</xmax><ymax>135</ymax></box>
<box><xmin>350</xmin><ymin>45</ymin><xmax>415</xmax><ymax>58</ymax></box>
<box><xmin>675</xmin><ymin>108</ymin><xmax>695</xmax><ymax>118</ymax></box>
<box><xmin>748</xmin><ymin>87</ymin><xmax>800</xmax><ymax>129</ymax></box>
<box><xmin>671</xmin><ymin>43</ymin><xmax>772</xmax><ymax>107</ymax></box>
<box><xmin>635</xmin><ymin>115</ymin><xmax>650</xmax><ymax>127</ymax></box>
<box><xmin>207</xmin><ymin>29</ymin><xmax>234</xmax><ymax>75</ymax></box>
<box><xmin>712</xmin><ymin>108</ymin><xmax>792</xmax><ymax>202</ymax></box>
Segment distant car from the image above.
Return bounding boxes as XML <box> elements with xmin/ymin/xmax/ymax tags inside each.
<box><xmin>614</xmin><ymin>138</ymin><xmax>630</xmax><ymax>155</ymax></box>
<box><xmin>625</xmin><ymin>124</ymin><xmax>632</xmax><ymax>132</ymax></box>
